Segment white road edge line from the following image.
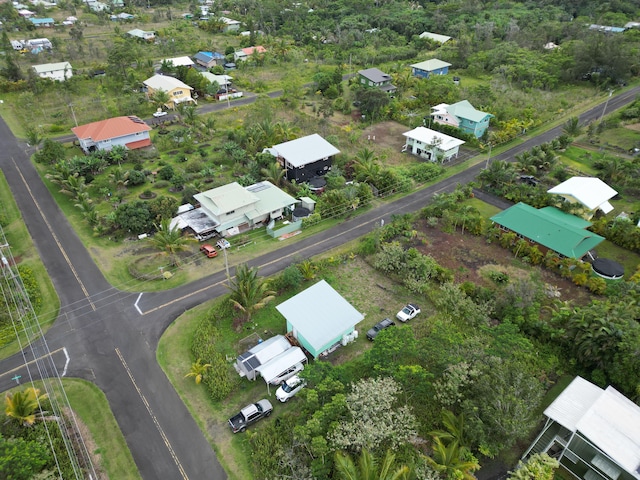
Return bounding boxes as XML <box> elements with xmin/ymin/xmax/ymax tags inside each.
<box><xmin>61</xmin><ymin>347</ymin><xmax>70</xmax><ymax>377</ymax></box>
<box><xmin>134</xmin><ymin>293</ymin><xmax>143</xmax><ymax>315</ymax></box>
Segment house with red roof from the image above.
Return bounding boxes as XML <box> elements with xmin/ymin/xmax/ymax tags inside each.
<box><xmin>234</xmin><ymin>45</ymin><xmax>266</xmax><ymax>61</ymax></box>
<box><xmin>72</xmin><ymin>116</ymin><xmax>152</xmax><ymax>153</ymax></box>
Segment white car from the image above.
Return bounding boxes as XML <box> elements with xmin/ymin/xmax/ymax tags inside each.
<box><xmin>396</xmin><ymin>303</ymin><xmax>421</xmax><ymax>322</ymax></box>
<box><xmin>216</xmin><ymin>239</ymin><xmax>231</xmax><ymax>250</ymax></box>
<box><xmin>275</xmin><ymin>375</ymin><xmax>306</xmax><ymax>402</ymax></box>
<box><xmin>152</xmin><ymin>110</ymin><xmax>168</xmax><ymax>118</ymax></box>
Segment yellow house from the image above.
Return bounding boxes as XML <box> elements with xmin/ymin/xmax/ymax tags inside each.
<box><xmin>143</xmin><ymin>74</ymin><xmax>196</xmax><ymax>109</ymax></box>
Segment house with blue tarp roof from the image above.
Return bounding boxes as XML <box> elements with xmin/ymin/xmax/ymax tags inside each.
<box><xmin>194</xmin><ymin>51</ymin><xmax>226</xmax><ymax>69</ymax></box>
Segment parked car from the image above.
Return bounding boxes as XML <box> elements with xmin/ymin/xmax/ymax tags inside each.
<box><xmin>199</xmin><ymin>244</ymin><xmax>217</xmax><ymax>258</ymax></box>
<box><xmin>275</xmin><ymin>375</ymin><xmax>306</xmax><ymax>402</ymax></box>
<box><xmin>152</xmin><ymin>110</ymin><xmax>168</xmax><ymax>118</ymax></box>
<box><xmin>228</xmin><ymin>399</ymin><xmax>273</xmax><ymax>433</ymax></box>
<box><xmin>366</xmin><ymin>318</ymin><xmax>395</xmax><ymax>340</ymax></box>
<box><xmin>270</xmin><ymin>362</ymin><xmax>305</xmax><ymax>385</ymax></box>
<box><xmin>216</xmin><ymin>239</ymin><xmax>231</xmax><ymax>250</ymax></box>
<box><xmin>396</xmin><ymin>304</ymin><xmax>421</xmax><ymax>322</ymax></box>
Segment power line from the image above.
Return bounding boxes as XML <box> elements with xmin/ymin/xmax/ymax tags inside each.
<box><xmin>0</xmin><ymin>225</ymin><xmax>97</xmax><ymax>480</ymax></box>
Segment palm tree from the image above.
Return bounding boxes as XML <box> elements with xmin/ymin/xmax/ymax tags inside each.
<box><xmin>261</xmin><ymin>162</ymin><xmax>285</xmax><ymax>187</ymax></box>
<box><xmin>477</xmin><ymin>160</ymin><xmax>516</xmax><ymax>190</ymax></box>
<box><xmin>148</xmin><ymin>219</ymin><xmax>190</xmax><ymax>265</ymax></box>
<box><xmin>227</xmin><ymin>264</ymin><xmax>275</xmax><ymax>324</ymax></box>
<box><xmin>562</xmin><ymin>116</ymin><xmax>583</xmax><ymax>138</ymax></box>
<box><xmin>335</xmin><ymin>449</ymin><xmax>412</xmax><ymax>480</ymax></box>
<box><xmin>151</xmin><ymin>90</ymin><xmax>171</xmax><ymax>110</ymax></box>
<box><xmin>353</xmin><ymin>147</ymin><xmax>382</xmax><ymax>185</ymax></box>
<box><xmin>426</xmin><ymin>436</ymin><xmax>480</xmax><ymax>480</ymax></box>
<box><xmin>184</xmin><ymin>359</ymin><xmax>212</xmax><ymax>384</ymax></box>
<box><xmin>25</xmin><ymin>127</ymin><xmax>43</xmax><ymax>151</ymax></box>
<box><xmin>5</xmin><ymin>387</ymin><xmax>48</xmax><ymax>427</ymax></box>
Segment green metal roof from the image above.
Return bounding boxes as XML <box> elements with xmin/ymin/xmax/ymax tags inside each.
<box><xmin>490</xmin><ymin>202</ymin><xmax>604</xmax><ymax>259</ymax></box>
<box><xmin>447</xmin><ymin>100</ymin><xmax>493</xmax><ymax>123</ymax></box>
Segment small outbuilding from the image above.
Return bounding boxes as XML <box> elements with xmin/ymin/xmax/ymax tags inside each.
<box><xmin>276</xmin><ymin>280</ymin><xmax>364</xmax><ymax>358</ymax></box>
<box><xmin>548</xmin><ymin>177</ymin><xmax>618</xmax><ymax>218</ymax></box>
<box><xmin>234</xmin><ymin>334</ymin><xmax>292</xmax><ymax>380</ymax></box>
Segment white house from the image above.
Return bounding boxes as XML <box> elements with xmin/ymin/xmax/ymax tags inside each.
<box><xmin>33</xmin><ymin>62</ymin><xmax>73</xmax><ymax>81</ymax></box>
<box><xmin>160</xmin><ymin>56</ymin><xmax>195</xmax><ymax>68</ymax></box>
<box><xmin>523</xmin><ymin>376</ymin><xmax>640</xmax><ymax>480</ymax></box>
<box><xmin>548</xmin><ymin>177</ymin><xmax>618</xmax><ymax>217</ymax></box>
<box><xmin>193</xmin><ymin>181</ymin><xmax>297</xmax><ymax>237</ymax></box>
<box><xmin>128</xmin><ymin>28</ymin><xmax>155</xmax><ymax>41</ymax></box>
<box><xmin>402</xmin><ymin>126</ymin><xmax>465</xmax><ymax>162</ymax></box>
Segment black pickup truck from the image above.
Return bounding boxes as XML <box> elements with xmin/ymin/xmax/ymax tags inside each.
<box><xmin>228</xmin><ymin>399</ymin><xmax>273</xmax><ymax>433</ymax></box>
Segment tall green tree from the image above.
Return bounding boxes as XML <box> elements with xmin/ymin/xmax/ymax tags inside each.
<box><xmin>335</xmin><ymin>449</ymin><xmax>413</xmax><ymax>480</ymax></box>
<box><xmin>4</xmin><ymin>387</ymin><xmax>48</xmax><ymax>427</ymax></box>
<box><xmin>227</xmin><ymin>264</ymin><xmax>275</xmax><ymax>324</ymax></box>
<box><xmin>148</xmin><ymin>219</ymin><xmax>190</xmax><ymax>265</ymax></box>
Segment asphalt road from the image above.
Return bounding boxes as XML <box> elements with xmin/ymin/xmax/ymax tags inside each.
<box><xmin>1</xmin><ymin>84</ymin><xmax>638</xmax><ymax>479</ymax></box>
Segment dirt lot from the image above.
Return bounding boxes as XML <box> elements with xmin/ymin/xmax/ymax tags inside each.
<box><xmin>414</xmin><ymin>219</ymin><xmax>592</xmax><ymax>305</ymax></box>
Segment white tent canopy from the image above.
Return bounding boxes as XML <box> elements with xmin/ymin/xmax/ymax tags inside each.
<box><xmin>255</xmin><ymin>346</ymin><xmax>306</xmax><ymax>384</ymax></box>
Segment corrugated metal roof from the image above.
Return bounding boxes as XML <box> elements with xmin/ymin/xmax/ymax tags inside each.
<box><xmin>490</xmin><ymin>202</ymin><xmax>605</xmax><ymax>258</ymax></box>
<box><xmin>402</xmin><ymin>127</ymin><xmax>465</xmax><ymax>151</ymax></box>
<box><xmin>276</xmin><ymin>280</ymin><xmax>363</xmax><ymax>352</ymax></box>
<box><xmin>246</xmin><ymin>181</ymin><xmax>297</xmax><ymax>217</ymax></box>
<box><xmin>143</xmin><ymin>74</ymin><xmax>193</xmax><ymax>92</ymax></box>
<box><xmin>272</xmin><ymin>134</ymin><xmax>340</xmax><ymax>168</ymax></box>
<box><xmin>545</xmin><ymin>377</ymin><xmax>640</xmax><ymax>478</ymax></box>
<box><xmin>358</xmin><ymin>67</ymin><xmax>392</xmax><ymax>83</ymax></box>
<box><xmin>419</xmin><ymin>31</ymin><xmax>452</xmax><ymax>43</ymax></box>
<box><xmin>548</xmin><ymin>177</ymin><xmax>618</xmax><ymax>211</ymax></box>
<box><xmin>33</xmin><ymin>62</ymin><xmax>72</xmax><ymax>73</ymax></box>
<box><xmin>71</xmin><ymin>116</ymin><xmax>151</xmax><ymax>142</ymax></box>
<box><xmin>410</xmin><ymin>58</ymin><xmax>452</xmax><ymax>71</ymax></box>
<box><xmin>446</xmin><ymin>100</ymin><xmax>493</xmax><ymax>123</ymax></box>
<box><xmin>161</xmin><ymin>56</ymin><xmax>194</xmax><ymax>67</ymax></box>
<box><xmin>255</xmin><ymin>347</ymin><xmax>306</xmax><ymax>383</ymax></box>
<box><xmin>194</xmin><ymin>182</ymin><xmax>258</xmax><ymax>216</ymax></box>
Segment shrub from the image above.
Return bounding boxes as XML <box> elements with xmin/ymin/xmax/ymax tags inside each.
<box><xmin>157</xmin><ymin>165</ymin><xmax>175</xmax><ymax>181</ymax></box>
<box><xmin>128</xmin><ymin>170</ymin><xmax>146</xmax><ymax>186</ymax></box>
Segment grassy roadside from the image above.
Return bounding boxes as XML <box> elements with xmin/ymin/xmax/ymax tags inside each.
<box><xmin>0</xmin><ymin>171</ymin><xmax>59</xmax><ymax>359</ymax></box>
<box><xmin>2</xmin><ymin>379</ymin><xmax>141</xmax><ymax>480</ymax></box>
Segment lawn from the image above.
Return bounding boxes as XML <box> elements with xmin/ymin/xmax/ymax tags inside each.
<box><xmin>0</xmin><ymin>172</ymin><xmax>59</xmax><ymax>359</ymax></box>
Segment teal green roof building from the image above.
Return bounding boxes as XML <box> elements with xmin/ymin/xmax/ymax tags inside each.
<box><xmin>490</xmin><ymin>203</ymin><xmax>605</xmax><ymax>259</ymax></box>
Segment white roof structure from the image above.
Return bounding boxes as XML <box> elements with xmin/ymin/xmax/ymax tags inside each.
<box><xmin>402</xmin><ymin>127</ymin><xmax>465</xmax><ymax>151</ymax></box>
<box><xmin>419</xmin><ymin>31</ymin><xmax>452</xmax><ymax>43</ymax></box>
<box><xmin>201</xmin><ymin>72</ymin><xmax>232</xmax><ymax>85</ymax></box>
<box><xmin>143</xmin><ymin>74</ymin><xmax>193</xmax><ymax>92</ymax></box>
<box><xmin>255</xmin><ymin>347</ymin><xmax>306</xmax><ymax>384</ymax></box>
<box><xmin>410</xmin><ymin>58</ymin><xmax>452</xmax><ymax>71</ymax></box>
<box><xmin>271</xmin><ymin>134</ymin><xmax>341</xmax><ymax>168</ymax></box>
<box><xmin>235</xmin><ymin>334</ymin><xmax>292</xmax><ymax>380</ymax></box>
<box><xmin>276</xmin><ymin>280</ymin><xmax>364</xmax><ymax>354</ymax></box>
<box><xmin>548</xmin><ymin>177</ymin><xmax>617</xmax><ymax>214</ymax></box>
<box><xmin>194</xmin><ymin>182</ymin><xmax>259</xmax><ymax>216</ymax></box>
<box><xmin>161</xmin><ymin>56</ymin><xmax>195</xmax><ymax>67</ymax></box>
<box><xmin>33</xmin><ymin>61</ymin><xmax>72</xmax><ymax>74</ymax></box>
<box><xmin>545</xmin><ymin>376</ymin><xmax>640</xmax><ymax>478</ymax></box>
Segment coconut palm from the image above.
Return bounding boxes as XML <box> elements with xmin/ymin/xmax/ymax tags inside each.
<box><xmin>261</xmin><ymin>162</ymin><xmax>285</xmax><ymax>187</ymax></box>
<box><xmin>184</xmin><ymin>359</ymin><xmax>212</xmax><ymax>384</ymax></box>
<box><xmin>25</xmin><ymin>127</ymin><xmax>43</xmax><ymax>151</ymax></box>
<box><xmin>426</xmin><ymin>436</ymin><xmax>480</xmax><ymax>480</ymax></box>
<box><xmin>353</xmin><ymin>147</ymin><xmax>382</xmax><ymax>185</ymax></box>
<box><xmin>5</xmin><ymin>387</ymin><xmax>48</xmax><ymax>427</ymax></box>
<box><xmin>335</xmin><ymin>449</ymin><xmax>413</xmax><ymax>480</ymax></box>
<box><xmin>227</xmin><ymin>264</ymin><xmax>275</xmax><ymax>324</ymax></box>
<box><xmin>151</xmin><ymin>89</ymin><xmax>171</xmax><ymax>110</ymax></box>
<box><xmin>562</xmin><ymin>116</ymin><xmax>583</xmax><ymax>138</ymax></box>
<box><xmin>148</xmin><ymin>219</ymin><xmax>190</xmax><ymax>265</ymax></box>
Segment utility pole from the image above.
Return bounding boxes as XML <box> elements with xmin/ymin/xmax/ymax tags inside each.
<box><xmin>69</xmin><ymin>103</ymin><xmax>78</xmax><ymax>127</ymax></box>
<box><xmin>485</xmin><ymin>142</ymin><xmax>492</xmax><ymax>169</ymax></box>
<box><xmin>599</xmin><ymin>89</ymin><xmax>613</xmax><ymax>123</ymax></box>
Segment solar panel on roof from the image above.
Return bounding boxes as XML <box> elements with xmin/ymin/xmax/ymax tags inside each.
<box><xmin>128</xmin><ymin>116</ymin><xmax>145</xmax><ymax>124</ymax></box>
<box><xmin>246</xmin><ymin>182</ymin><xmax>271</xmax><ymax>192</ymax></box>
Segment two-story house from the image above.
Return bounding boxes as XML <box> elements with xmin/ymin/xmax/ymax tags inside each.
<box><xmin>402</xmin><ymin>126</ymin><xmax>464</xmax><ymax>162</ymax></box>
<box><xmin>193</xmin><ymin>181</ymin><xmax>297</xmax><ymax>237</ymax></box>
<box><xmin>72</xmin><ymin>116</ymin><xmax>152</xmax><ymax>153</ymax></box>
<box><xmin>357</xmin><ymin>68</ymin><xmax>397</xmax><ymax>94</ymax></box>
<box><xmin>523</xmin><ymin>376</ymin><xmax>640</xmax><ymax>480</ymax></box>
<box><xmin>143</xmin><ymin>75</ymin><xmax>195</xmax><ymax>109</ymax></box>
<box><xmin>430</xmin><ymin>100</ymin><xmax>493</xmax><ymax>138</ymax></box>
<box><xmin>267</xmin><ymin>134</ymin><xmax>340</xmax><ymax>183</ymax></box>
<box><xmin>410</xmin><ymin>58</ymin><xmax>452</xmax><ymax>78</ymax></box>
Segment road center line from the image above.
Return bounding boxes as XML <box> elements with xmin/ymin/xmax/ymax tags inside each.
<box><xmin>115</xmin><ymin>348</ymin><xmax>189</xmax><ymax>480</ymax></box>
<box><xmin>11</xmin><ymin>158</ymin><xmax>96</xmax><ymax>311</ymax></box>
<box><xmin>0</xmin><ymin>347</ymin><xmax>65</xmax><ymax>379</ymax></box>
